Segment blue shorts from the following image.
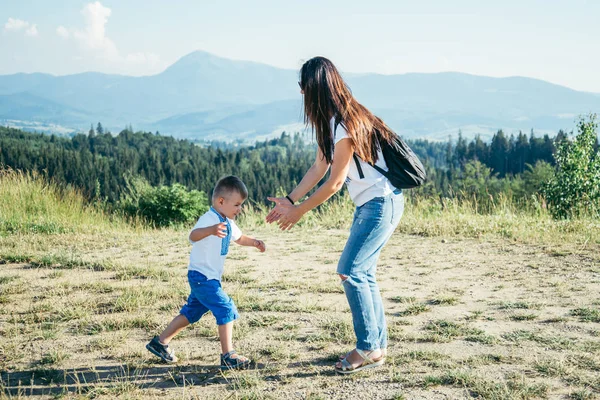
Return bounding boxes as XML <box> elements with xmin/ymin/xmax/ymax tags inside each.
<box><xmin>179</xmin><ymin>270</ymin><xmax>239</xmax><ymax>326</ymax></box>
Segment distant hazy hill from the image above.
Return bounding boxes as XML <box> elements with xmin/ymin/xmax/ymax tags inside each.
<box><xmin>1</xmin><ymin>50</ymin><xmax>598</xmax><ymax>141</ymax></box>
<box><xmin>0</xmin><ymin>92</ymin><xmax>90</xmax><ymax>124</ymax></box>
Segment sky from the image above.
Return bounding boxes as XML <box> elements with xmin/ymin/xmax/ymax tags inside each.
<box><xmin>1</xmin><ymin>0</ymin><xmax>599</xmax><ymax>92</ymax></box>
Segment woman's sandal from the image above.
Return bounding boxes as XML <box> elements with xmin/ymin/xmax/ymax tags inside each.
<box><xmin>335</xmin><ymin>349</ymin><xmax>385</xmax><ymax>374</ymax></box>
<box><xmin>339</xmin><ymin>348</ymin><xmax>387</xmax><ymax>361</ymax></box>
<box><xmin>220</xmin><ymin>350</ymin><xmax>251</xmax><ymax>370</ymax></box>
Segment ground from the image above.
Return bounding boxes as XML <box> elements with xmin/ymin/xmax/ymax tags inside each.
<box><xmin>1</xmin><ymin>225</ymin><xmax>599</xmax><ymax>399</ymax></box>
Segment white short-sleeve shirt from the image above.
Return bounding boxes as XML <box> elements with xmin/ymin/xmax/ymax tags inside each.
<box><xmin>188</xmin><ymin>210</ymin><xmax>242</xmax><ymax>281</ymax></box>
<box><xmin>332</xmin><ymin>118</ymin><xmax>395</xmax><ymax>206</ymax></box>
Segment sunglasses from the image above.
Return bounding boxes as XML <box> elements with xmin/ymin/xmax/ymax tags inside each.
<box><xmin>298</xmin><ymin>81</ymin><xmax>303</xmax><ymax>89</ymax></box>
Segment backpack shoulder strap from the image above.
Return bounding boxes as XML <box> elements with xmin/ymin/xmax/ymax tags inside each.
<box><xmin>353</xmin><ymin>154</ymin><xmax>365</xmax><ymax>179</ymax></box>
<box><xmin>334</xmin><ymin>119</ymin><xmax>366</xmax><ymax>179</ymax></box>
<box><xmin>370</xmin><ymin>136</ymin><xmax>391</xmax><ymax>178</ymax></box>
<box><xmin>370</xmin><ymin>163</ymin><xmax>388</xmax><ymax>177</ymax></box>
<box><xmin>353</xmin><ymin>133</ymin><xmax>390</xmax><ymax>180</ymax></box>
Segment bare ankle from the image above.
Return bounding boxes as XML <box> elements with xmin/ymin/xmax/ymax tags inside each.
<box><xmin>158</xmin><ymin>336</ymin><xmax>169</xmax><ymax>345</ymax></box>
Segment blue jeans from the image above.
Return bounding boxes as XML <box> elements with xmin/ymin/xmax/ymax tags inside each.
<box><xmin>336</xmin><ymin>190</ymin><xmax>404</xmax><ymax>351</ymax></box>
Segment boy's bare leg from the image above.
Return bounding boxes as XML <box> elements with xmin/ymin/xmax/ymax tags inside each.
<box><xmin>159</xmin><ymin>314</ymin><xmax>190</xmax><ymax>345</ymax></box>
<box><xmin>218</xmin><ymin>321</ymin><xmax>250</xmax><ymax>367</ymax></box>
<box><xmin>218</xmin><ymin>321</ymin><xmax>234</xmax><ymax>354</ymax></box>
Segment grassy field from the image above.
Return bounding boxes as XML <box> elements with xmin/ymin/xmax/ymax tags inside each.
<box><xmin>1</xmin><ymin>170</ymin><xmax>600</xmax><ymax>399</ymax></box>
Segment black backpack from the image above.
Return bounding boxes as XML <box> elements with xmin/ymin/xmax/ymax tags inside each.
<box><xmin>351</xmin><ymin>129</ymin><xmax>427</xmax><ymax>189</ymax></box>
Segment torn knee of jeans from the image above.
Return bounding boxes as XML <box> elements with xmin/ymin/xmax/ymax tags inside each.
<box><xmin>338</xmin><ymin>274</ymin><xmax>348</xmax><ymax>282</ymax></box>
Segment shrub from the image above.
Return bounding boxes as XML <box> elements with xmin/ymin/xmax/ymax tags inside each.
<box><xmin>543</xmin><ymin>114</ymin><xmax>600</xmax><ymax>219</ymax></box>
<box><xmin>119</xmin><ymin>176</ymin><xmax>208</xmax><ymax>227</ymax></box>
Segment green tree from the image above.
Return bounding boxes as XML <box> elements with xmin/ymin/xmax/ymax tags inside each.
<box><xmin>490</xmin><ymin>129</ymin><xmax>509</xmax><ymax>176</ymax></box>
<box><xmin>454</xmin><ymin>159</ymin><xmax>497</xmax><ymax>199</ymax></box>
<box><xmin>543</xmin><ymin>114</ymin><xmax>600</xmax><ymax>218</ymax></box>
<box><xmin>520</xmin><ymin>161</ymin><xmax>554</xmax><ymax>198</ymax></box>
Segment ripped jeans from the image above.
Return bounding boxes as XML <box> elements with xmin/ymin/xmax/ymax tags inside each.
<box><xmin>337</xmin><ymin>189</ymin><xmax>404</xmax><ymax>351</ymax></box>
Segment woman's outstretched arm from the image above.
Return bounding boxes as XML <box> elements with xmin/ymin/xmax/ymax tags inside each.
<box><xmin>265</xmin><ymin>147</ymin><xmax>329</xmax><ymax>223</ymax></box>
<box><xmin>268</xmin><ymin>138</ymin><xmax>353</xmax><ymax>230</ymax></box>
<box><xmin>288</xmin><ymin>147</ymin><xmax>330</xmax><ymax>202</ymax></box>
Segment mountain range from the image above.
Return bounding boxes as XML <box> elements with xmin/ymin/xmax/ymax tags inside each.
<box><xmin>1</xmin><ymin>50</ymin><xmax>599</xmax><ymax>141</ymax></box>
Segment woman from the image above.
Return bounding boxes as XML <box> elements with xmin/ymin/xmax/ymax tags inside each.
<box><xmin>266</xmin><ymin>56</ymin><xmax>404</xmax><ymax>374</ymax></box>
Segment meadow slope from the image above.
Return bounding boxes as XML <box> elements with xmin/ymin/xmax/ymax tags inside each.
<box><xmin>1</xmin><ymin>221</ymin><xmax>599</xmax><ymax>399</ymax></box>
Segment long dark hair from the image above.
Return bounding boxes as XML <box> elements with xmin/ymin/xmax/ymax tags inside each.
<box><xmin>299</xmin><ymin>56</ymin><xmax>395</xmax><ymax>164</ymax></box>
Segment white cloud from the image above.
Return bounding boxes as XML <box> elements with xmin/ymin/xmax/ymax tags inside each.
<box><xmin>4</xmin><ymin>17</ymin><xmax>38</xmax><ymax>36</ymax></box>
<box><xmin>55</xmin><ymin>2</ymin><xmax>165</xmax><ymax>74</ymax></box>
<box><xmin>72</xmin><ymin>1</ymin><xmax>118</xmax><ymax>59</ymax></box>
<box><xmin>25</xmin><ymin>24</ymin><xmax>38</xmax><ymax>37</ymax></box>
<box><xmin>4</xmin><ymin>18</ymin><xmax>28</xmax><ymax>31</ymax></box>
<box><xmin>56</xmin><ymin>25</ymin><xmax>69</xmax><ymax>38</ymax></box>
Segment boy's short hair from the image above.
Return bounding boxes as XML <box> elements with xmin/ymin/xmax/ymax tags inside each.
<box><xmin>212</xmin><ymin>176</ymin><xmax>248</xmax><ymax>202</ymax></box>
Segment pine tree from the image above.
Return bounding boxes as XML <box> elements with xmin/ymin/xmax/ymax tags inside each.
<box><xmin>490</xmin><ymin>130</ymin><xmax>509</xmax><ymax>176</ymax></box>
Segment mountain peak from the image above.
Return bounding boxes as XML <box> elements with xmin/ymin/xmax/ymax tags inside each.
<box><xmin>176</xmin><ymin>50</ymin><xmax>223</xmax><ymax>63</ymax></box>
<box><xmin>1</xmin><ymin>52</ymin><xmax>598</xmax><ymax>141</ymax></box>
<box><xmin>161</xmin><ymin>50</ymin><xmax>291</xmax><ymax>76</ymax></box>
<box><xmin>160</xmin><ymin>50</ymin><xmax>226</xmax><ymax>74</ymax></box>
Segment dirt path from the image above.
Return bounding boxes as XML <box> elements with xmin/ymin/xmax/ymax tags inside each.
<box><xmin>1</xmin><ymin>228</ymin><xmax>599</xmax><ymax>399</ymax></box>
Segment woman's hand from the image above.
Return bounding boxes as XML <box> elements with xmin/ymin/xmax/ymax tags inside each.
<box><xmin>265</xmin><ymin>196</ymin><xmax>293</xmax><ymax>223</ymax></box>
<box><xmin>267</xmin><ymin>197</ymin><xmax>304</xmax><ymax>230</ymax></box>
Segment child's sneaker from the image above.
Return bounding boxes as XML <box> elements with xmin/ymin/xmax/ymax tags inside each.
<box><xmin>220</xmin><ymin>350</ymin><xmax>251</xmax><ymax>370</ymax></box>
<box><xmin>146</xmin><ymin>336</ymin><xmax>177</xmax><ymax>363</ymax></box>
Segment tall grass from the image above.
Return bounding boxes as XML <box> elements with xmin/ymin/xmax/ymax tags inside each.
<box><xmin>2</xmin><ymin>168</ymin><xmax>598</xmax><ymax>247</ymax></box>
<box><xmin>0</xmin><ymin>168</ymin><xmax>135</xmax><ymax>235</ymax></box>
<box><xmin>240</xmin><ymin>189</ymin><xmax>600</xmax><ymax>246</ymax></box>
<box><xmin>400</xmin><ymin>192</ymin><xmax>600</xmax><ymax>245</ymax></box>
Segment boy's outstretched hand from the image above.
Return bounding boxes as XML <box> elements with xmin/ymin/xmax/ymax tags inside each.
<box><xmin>189</xmin><ymin>222</ymin><xmax>228</xmax><ymax>242</ymax></box>
<box><xmin>212</xmin><ymin>222</ymin><xmax>228</xmax><ymax>238</ymax></box>
<box><xmin>254</xmin><ymin>239</ymin><xmax>266</xmax><ymax>252</ymax></box>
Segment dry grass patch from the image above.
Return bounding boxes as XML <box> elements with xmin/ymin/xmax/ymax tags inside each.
<box><xmin>1</xmin><ymin>184</ymin><xmax>600</xmax><ymax>398</ymax></box>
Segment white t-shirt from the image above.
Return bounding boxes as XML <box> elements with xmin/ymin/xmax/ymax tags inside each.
<box><xmin>333</xmin><ymin>118</ymin><xmax>395</xmax><ymax>206</ymax></box>
<box><xmin>188</xmin><ymin>209</ymin><xmax>242</xmax><ymax>281</ymax></box>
